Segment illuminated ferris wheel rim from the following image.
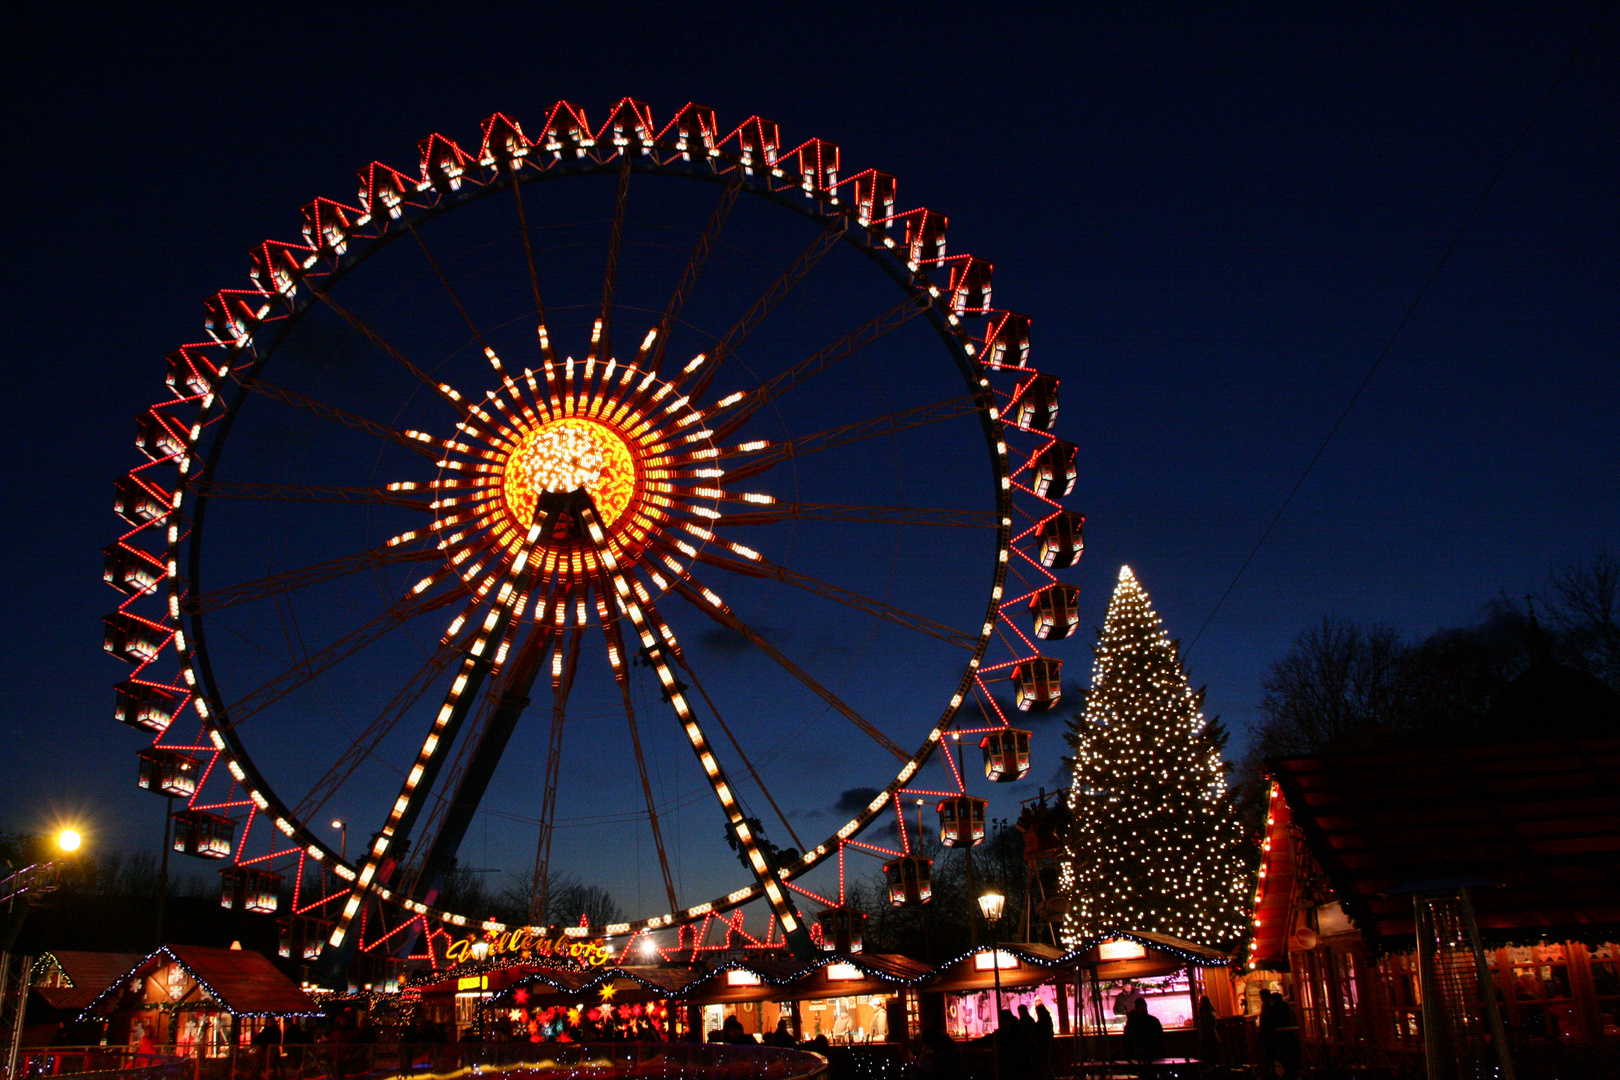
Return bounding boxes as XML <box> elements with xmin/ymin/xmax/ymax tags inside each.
<box><xmin>121</xmin><ymin>102</ymin><xmax>1073</xmax><ymax>948</ymax></box>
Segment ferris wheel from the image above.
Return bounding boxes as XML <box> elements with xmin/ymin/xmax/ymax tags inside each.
<box><xmin>103</xmin><ymin>100</ymin><xmax>1083</xmax><ymax>976</ymax></box>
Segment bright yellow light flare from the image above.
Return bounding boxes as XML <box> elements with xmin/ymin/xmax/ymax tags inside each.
<box><xmin>502</xmin><ymin>418</ymin><xmax>637</xmax><ymax>531</ymax></box>
<box><xmin>57</xmin><ymin>829</ymin><xmax>83</xmax><ymax>852</ymax></box>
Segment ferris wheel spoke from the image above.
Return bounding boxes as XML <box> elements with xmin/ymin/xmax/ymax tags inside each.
<box><xmin>664</xmin><ymin>572</ymin><xmax>910</xmax><ymax>761</ymax></box>
<box><xmin>530</xmin><ymin>606</ymin><xmax>586</xmax><ymax>924</ymax></box>
<box><xmin>401</xmin><ymin>215</ymin><xmax>493</xmax><ymax>355</ymax></box>
<box><xmin>706</xmin><ymin>293</ymin><xmax>932</xmax><ymax>441</ymax></box>
<box><xmin>681</xmin><ymin>218</ymin><xmax>849</xmax><ymax>404</ymax></box>
<box><xmin>665</xmin><ymin>633</ymin><xmax>806</xmax><ymax>854</ymax></box>
<box><xmin>406</xmin><ymin>589</ymin><xmax>562</xmax><ymax>908</ymax></box>
<box><xmin>716</xmin><ymin>394</ymin><xmax>980</xmax><ymax>485</ymax></box>
<box><xmin>300</xmin><ymin>278</ymin><xmax>469</xmax><ymax>417</ymax></box>
<box><xmin>187</xmin><ymin>481</ymin><xmax>434</xmax><ymax>511</ymax></box>
<box><xmin>290</xmin><ymin>626</ymin><xmax>477</xmax><ymax>828</ymax></box>
<box><xmin>595</xmin><ymin>568</ymin><xmax>682</xmax><ymax>915</ymax></box>
<box><xmin>185</xmin><ymin>542</ymin><xmax>443</xmax><ymax>616</ymax></box>
<box><xmin>508</xmin><ymin>170</ymin><xmax>556</xmax><ymax>364</ymax></box>
<box><xmin>648</xmin><ymin>176</ymin><xmax>743</xmax><ymax>376</ymax></box>
<box><xmin>576</xmin><ymin>499</ymin><xmax>814</xmax><ymax>955</ymax></box>
<box><xmin>589</xmin><ymin>153</ymin><xmax>633</xmax><ymax>367</ymax></box>
<box><xmin>218</xmin><ymin>581</ymin><xmax>471</xmax><ymax>731</ymax></box>
<box><xmin>719</xmin><ymin>502</ymin><xmax>997</xmax><ymax>530</ymax></box>
<box><xmin>234</xmin><ymin>373</ymin><xmax>443</xmax><ymax>459</ymax></box>
<box><xmin>691</xmin><ymin>547</ymin><xmax>978</xmax><ymax>651</ymax></box>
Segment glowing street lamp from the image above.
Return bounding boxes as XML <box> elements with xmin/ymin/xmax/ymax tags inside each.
<box><xmin>56</xmin><ymin>829</ymin><xmax>83</xmax><ymax>853</ymax></box>
<box><xmin>331</xmin><ymin>820</ymin><xmax>347</xmax><ymax>861</ymax></box>
<box><xmin>978</xmin><ymin>887</ymin><xmax>1008</xmax><ymax>1028</ymax></box>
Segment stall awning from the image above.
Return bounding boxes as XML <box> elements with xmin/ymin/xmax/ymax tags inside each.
<box><xmin>676</xmin><ymin>957</ymin><xmax>812</xmax><ymax>1004</ymax></box>
<box><xmin>921</xmin><ymin>943</ymin><xmax>1066</xmax><ymax>993</ymax></box>
<box><xmin>771</xmin><ymin>953</ymin><xmax>930</xmax><ymax>1001</ymax></box>
<box><xmin>493</xmin><ymin>965</ymin><xmax>703</xmax><ymax>1006</ymax></box>
<box><xmin>1060</xmin><ymin>932</ymin><xmax>1233</xmax><ymax>980</ymax></box>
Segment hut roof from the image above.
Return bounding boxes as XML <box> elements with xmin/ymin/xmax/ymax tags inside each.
<box><xmin>1263</xmin><ymin>737</ymin><xmax>1620</xmax><ymax>952</ymax></box>
<box><xmin>33</xmin><ymin>951</ymin><xmax>144</xmax><ymax>1012</ymax></box>
<box><xmin>79</xmin><ymin>945</ymin><xmax>320</xmax><ymax>1019</ymax></box>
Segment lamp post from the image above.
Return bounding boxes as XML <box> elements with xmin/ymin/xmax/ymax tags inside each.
<box><xmin>977</xmin><ymin>888</ymin><xmax>1006</xmax><ymax>1022</ymax></box>
<box><xmin>331</xmin><ymin>820</ymin><xmax>347</xmax><ymax>862</ymax></box>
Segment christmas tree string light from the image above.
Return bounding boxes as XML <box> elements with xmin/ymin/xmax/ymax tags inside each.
<box><xmin>1058</xmin><ymin>566</ymin><xmax>1248</xmax><ymax>949</ymax></box>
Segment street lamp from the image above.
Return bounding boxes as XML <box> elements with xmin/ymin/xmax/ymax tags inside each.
<box><xmin>331</xmin><ymin>820</ymin><xmax>347</xmax><ymax>861</ymax></box>
<box><xmin>977</xmin><ymin>888</ymin><xmax>1007</xmax><ymax>1022</ymax></box>
<box><xmin>56</xmin><ymin>829</ymin><xmax>83</xmax><ymax>853</ymax></box>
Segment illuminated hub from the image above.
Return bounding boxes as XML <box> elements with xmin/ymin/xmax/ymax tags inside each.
<box><xmin>421</xmin><ymin>351</ymin><xmax>731</xmax><ymax>606</ymax></box>
<box><xmin>502</xmin><ymin>418</ymin><xmax>637</xmax><ymax>530</ymax></box>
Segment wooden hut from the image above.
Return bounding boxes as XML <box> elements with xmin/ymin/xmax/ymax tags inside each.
<box><xmin>77</xmin><ymin>945</ymin><xmax>320</xmax><ymax>1054</ymax></box>
<box><xmin>1252</xmin><ymin>736</ymin><xmax>1620</xmax><ymax>1073</ymax></box>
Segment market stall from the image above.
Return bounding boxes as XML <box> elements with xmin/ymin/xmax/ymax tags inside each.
<box><xmin>76</xmin><ymin>944</ymin><xmax>320</xmax><ymax>1055</ymax></box>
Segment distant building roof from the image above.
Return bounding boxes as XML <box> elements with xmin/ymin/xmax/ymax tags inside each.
<box><xmin>1266</xmin><ymin>737</ymin><xmax>1620</xmax><ymax>950</ymax></box>
<box><xmin>79</xmin><ymin>945</ymin><xmax>321</xmax><ymax>1019</ymax></box>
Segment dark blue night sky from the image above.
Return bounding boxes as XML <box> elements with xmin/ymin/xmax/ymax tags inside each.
<box><xmin>4</xmin><ymin>2</ymin><xmax>1615</xmax><ymax>929</ymax></box>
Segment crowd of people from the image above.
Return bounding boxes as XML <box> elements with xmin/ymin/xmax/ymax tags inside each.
<box><xmin>230</xmin><ymin>988</ymin><xmax>1305</xmax><ymax>1078</ymax></box>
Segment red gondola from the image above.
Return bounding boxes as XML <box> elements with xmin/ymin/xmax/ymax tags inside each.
<box><xmin>817</xmin><ymin>907</ymin><xmax>867</xmax><ymax>953</ymax></box>
<box><xmin>103</xmin><ymin>612</ymin><xmax>168</xmax><ymax>665</ymax></box>
<box><xmin>138</xmin><ymin>748</ymin><xmax>201</xmax><ymax>798</ymax></box>
<box><xmin>172</xmin><ymin>809</ymin><xmax>235</xmax><ymax>859</ymax></box>
<box><xmin>1013</xmin><ymin>657</ymin><xmax>1063</xmax><ymax>712</ymax></box>
<box><xmin>1029</xmin><ymin>584</ymin><xmax>1080</xmax><ymax>640</ymax></box>
<box><xmin>220</xmin><ymin>867</ymin><xmax>283</xmax><ymax>913</ymax></box>
<box><xmin>1033</xmin><ymin>440</ymin><xmax>1077</xmax><ymax>499</ymax></box>
<box><xmin>279</xmin><ymin>915</ymin><xmax>334</xmax><ymax>961</ymax></box>
<box><xmin>103</xmin><ymin>544</ymin><xmax>165</xmax><ymax>596</ymax></box>
<box><xmin>1037</xmin><ymin>512</ymin><xmax>1085</xmax><ymax>569</ymax></box>
<box><xmin>116</xmin><ymin>681</ymin><xmax>180</xmax><ymax>733</ymax></box>
<box><xmin>981</xmin><ymin>729</ymin><xmax>1032</xmax><ymax>782</ymax></box>
<box><xmin>883</xmin><ymin>856</ymin><xmax>933</xmax><ymax>907</ymax></box>
<box><xmin>1011</xmin><ymin>374</ymin><xmax>1058</xmax><ymax>431</ymax></box>
<box><xmin>937</xmin><ymin>796</ymin><xmax>987</xmax><ymax>848</ymax></box>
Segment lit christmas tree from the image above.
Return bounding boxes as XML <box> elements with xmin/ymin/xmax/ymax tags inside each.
<box><xmin>1059</xmin><ymin>565</ymin><xmax>1249</xmax><ymax>948</ymax></box>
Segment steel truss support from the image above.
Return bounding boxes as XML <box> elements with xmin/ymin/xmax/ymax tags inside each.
<box><xmin>312</xmin><ymin>494</ymin><xmax>572</xmax><ymax>982</ymax></box>
<box><xmin>577</xmin><ymin>495</ymin><xmax>816</xmax><ymax>959</ymax></box>
<box><xmin>404</xmin><ymin>587</ymin><xmax>562</xmax><ymax>909</ymax></box>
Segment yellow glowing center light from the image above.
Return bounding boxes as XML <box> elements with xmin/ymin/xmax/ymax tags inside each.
<box><xmin>502</xmin><ymin>418</ymin><xmax>637</xmax><ymax>531</ymax></box>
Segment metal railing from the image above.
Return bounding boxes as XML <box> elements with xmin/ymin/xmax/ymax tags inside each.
<box><xmin>17</xmin><ymin>1044</ymin><xmax>828</xmax><ymax>1080</ymax></box>
<box><xmin>10</xmin><ymin>1050</ymin><xmax>188</xmax><ymax>1080</ymax></box>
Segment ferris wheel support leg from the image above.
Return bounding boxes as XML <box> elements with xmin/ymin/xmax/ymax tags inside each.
<box><xmin>311</xmin><ymin>497</ymin><xmax>568</xmax><ymax>986</ymax></box>
<box><xmin>576</xmin><ymin>500</ymin><xmax>817</xmax><ymax>960</ymax></box>
<box><xmin>405</xmin><ymin>606</ymin><xmax>560</xmax><ymax>916</ymax></box>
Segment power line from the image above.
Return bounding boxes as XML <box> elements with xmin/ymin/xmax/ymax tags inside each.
<box><xmin>1187</xmin><ymin>1</ymin><xmax>1614</xmax><ymax>653</ymax></box>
